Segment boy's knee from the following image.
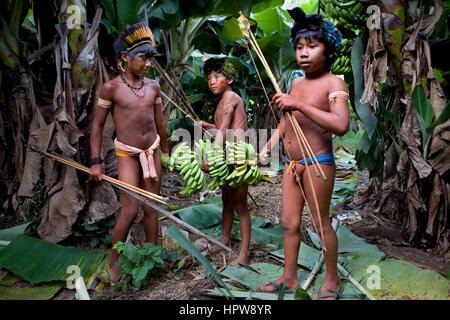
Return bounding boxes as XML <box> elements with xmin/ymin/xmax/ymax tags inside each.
<box><xmin>234</xmin><ymin>199</ymin><xmax>248</xmax><ymax>212</ymax></box>
<box><xmin>120</xmin><ymin>205</ymin><xmax>139</xmax><ymax>222</ymax></box>
<box><xmin>312</xmin><ymin>219</ymin><xmax>333</xmax><ymax>235</ymax></box>
<box><xmin>281</xmin><ymin>215</ymin><xmax>300</xmax><ymax>232</ymax></box>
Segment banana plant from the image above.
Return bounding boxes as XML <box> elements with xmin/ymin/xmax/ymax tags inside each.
<box><xmin>0</xmin><ymin>0</ymin><xmax>43</xmax><ymax>182</ymax></box>
<box><xmin>411</xmin><ymin>84</ymin><xmax>450</xmax><ymax>160</ymax></box>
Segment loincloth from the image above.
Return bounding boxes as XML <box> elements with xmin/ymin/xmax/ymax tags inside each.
<box><xmin>284</xmin><ymin>153</ymin><xmax>334</xmax><ymax>173</ymax></box>
<box><xmin>114</xmin><ymin>135</ymin><xmax>160</xmax><ymax>181</ymax></box>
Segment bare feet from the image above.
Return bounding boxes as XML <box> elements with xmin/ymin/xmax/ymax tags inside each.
<box><xmin>229</xmin><ymin>251</ymin><xmax>250</xmax><ymax>266</ymax></box>
<box><xmin>208</xmin><ymin>241</ymin><xmax>231</xmax><ymax>254</ymax></box>
<box><xmin>257</xmin><ymin>277</ymin><xmax>298</xmax><ymax>293</ymax></box>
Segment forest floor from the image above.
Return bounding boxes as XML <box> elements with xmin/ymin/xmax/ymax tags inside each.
<box><xmin>45</xmin><ymin>169</ymin><xmax>449</xmax><ymax>300</ymax></box>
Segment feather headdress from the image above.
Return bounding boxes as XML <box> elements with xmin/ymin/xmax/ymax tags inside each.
<box><xmin>120</xmin><ymin>22</ymin><xmax>155</xmax><ymax>52</ymax></box>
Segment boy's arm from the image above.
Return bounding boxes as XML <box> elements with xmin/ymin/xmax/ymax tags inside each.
<box><xmin>259</xmin><ymin>116</ymin><xmax>286</xmax><ymax>164</ymax></box>
<box><xmin>197</xmin><ymin>120</ymin><xmax>215</xmax><ymax>130</ymax></box>
<box><xmin>154</xmin><ymin>86</ymin><xmax>169</xmax><ymax>156</ymax></box>
<box><xmin>90</xmin><ymin>83</ymin><xmax>114</xmax><ymax>182</ymax></box>
<box><xmin>273</xmin><ymin>78</ymin><xmax>350</xmax><ymax>136</ymax></box>
<box><xmin>214</xmin><ymin>100</ymin><xmax>235</xmax><ymax>148</ymax></box>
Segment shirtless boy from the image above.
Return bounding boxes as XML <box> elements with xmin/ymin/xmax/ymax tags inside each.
<box><xmin>90</xmin><ymin>22</ymin><xmax>169</xmax><ymax>283</ymax></box>
<box><xmin>198</xmin><ymin>58</ymin><xmax>251</xmax><ymax>265</ymax></box>
<box><xmin>257</xmin><ymin>9</ymin><xmax>349</xmax><ymax>299</ymax></box>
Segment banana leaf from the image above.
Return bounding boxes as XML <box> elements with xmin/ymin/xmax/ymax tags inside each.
<box><xmin>411</xmin><ymin>84</ymin><xmax>450</xmax><ymax>160</ymax></box>
<box><xmin>248</xmin><ymin>222</ymin><xmax>284</xmax><ymax>248</ymax></box>
<box><xmin>255</xmin><ymin>31</ymin><xmax>286</xmax><ymax>59</ymax></box>
<box><xmin>136</xmin><ymin>0</ymin><xmax>270</xmax><ymax>31</ymax></box>
<box><xmin>334</xmin><ymin>146</ymin><xmax>357</xmax><ymax>168</ymax></box>
<box><xmin>251</xmin><ymin>0</ymin><xmax>284</xmax><ymax>13</ymax></box>
<box><xmin>269</xmin><ymin>242</ymin><xmax>322</xmax><ymax>271</ymax></box>
<box><xmin>221</xmin><ymin>18</ymin><xmax>244</xmax><ymax>42</ymax></box>
<box><xmin>0</xmin><ymin>272</ymin><xmax>21</xmax><ymax>286</ymax></box>
<box><xmin>351</xmin><ymin>35</ymin><xmax>377</xmax><ymax>139</ymax></box>
<box><xmin>218</xmin><ymin>262</ymin><xmax>310</xmax><ymax>298</ymax></box>
<box><xmin>251</xmin><ymin>6</ymin><xmax>291</xmax><ymax>35</ymax></box>
<box><xmin>0</xmin><ymin>222</ymin><xmax>31</xmax><ymax>242</ymax></box>
<box><xmin>411</xmin><ymin>84</ymin><xmax>435</xmax><ymax>158</ymax></box>
<box><xmin>334</xmin><ymin>254</ymin><xmax>450</xmax><ymax>300</ymax></box>
<box><xmin>283</xmin><ymin>0</ymin><xmax>319</xmax><ymax>14</ymax></box>
<box><xmin>0</xmin><ymin>282</ymin><xmax>64</xmax><ymax>300</ymax></box>
<box><xmin>174</xmin><ymin>201</ymin><xmax>285</xmax><ymax>248</ymax></box>
<box><xmin>0</xmin><ymin>235</ymin><xmax>107</xmax><ymax>285</ymax></box>
<box><xmin>173</xmin><ymin>202</ymin><xmax>223</xmax><ymax>229</ymax></box>
<box><xmin>307</xmin><ymin>225</ymin><xmax>385</xmax><ymax>260</ymax></box>
<box><xmin>100</xmin><ymin>0</ymin><xmax>141</xmax><ymax>35</ymax></box>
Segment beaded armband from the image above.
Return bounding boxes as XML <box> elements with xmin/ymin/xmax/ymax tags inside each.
<box><xmin>328</xmin><ymin>91</ymin><xmax>349</xmax><ymax>103</ymax></box>
<box><xmin>98</xmin><ymin>97</ymin><xmax>112</xmax><ymax>109</ymax></box>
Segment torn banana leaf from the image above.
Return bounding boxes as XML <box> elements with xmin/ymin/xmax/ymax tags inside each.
<box><xmin>0</xmin><ymin>235</ymin><xmax>107</xmax><ymax>285</ymax></box>
<box><xmin>220</xmin><ymin>262</ymin><xmax>309</xmax><ymax>293</ymax></box>
<box><xmin>0</xmin><ymin>282</ymin><xmax>64</xmax><ymax>300</ymax></box>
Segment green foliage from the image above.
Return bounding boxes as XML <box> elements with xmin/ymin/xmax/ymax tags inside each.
<box><xmin>411</xmin><ymin>84</ymin><xmax>450</xmax><ymax>160</ymax></box>
<box><xmin>72</xmin><ymin>216</ymin><xmax>115</xmax><ymax>249</ymax></box>
<box><xmin>0</xmin><ymin>235</ymin><xmax>107</xmax><ymax>285</ymax></box>
<box><xmin>286</xmin><ymin>0</ymin><xmax>319</xmax><ymax>15</ymax></box>
<box><xmin>348</xmin><ymin>35</ymin><xmax>386</xmax><ymax>180</ymax></box>
<box><xmin>355</xmin><ymin>128</ymin><xmax>385</xmax><ymax>180</ymax></box>
<box><xmin>432</xmin><ymin>0</ymin><xmax>450</xmax><ymax>39</ymax></box>
<box><xmin>294</xmin><ymin>287</ymin><xmax>311</xmax><ymax>300</ymax></box>
<box><xmin>332</xmin><ymin>126</ymin><xmax>363</xmax><ymax>154</ymax></box>
<box><xmin>0</xmin><ymin>223</ymin><xmax>30</xmax><ymax>250</ymax></box>
<box><xmin>351</xmin><ymin>36</ymin><xmax>377</xmax><ymax>139</ymax></box>
<box><xmin>19</xmin><ymin>179</ymin><xmax>46</xmax><ymax>223</ymax></box>
<box><xmin>99</xmin><ymin>0</ymin><xmax>141</xmax><ymax>36</ymax></box>
<box><xmin>0</xmin><ymin>0</ymin><xmax>33</xmax><ymax>72</ymax></box>
<box><xmin>113</xmin><ymin>241</ymin><xmax>181</xmax><ymax>291</ymax></box>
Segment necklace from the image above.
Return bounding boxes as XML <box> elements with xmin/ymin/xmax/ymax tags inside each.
<box><xmin>120</xmin><ymin>73</ymin><xmax>146</xmax><ymax>98</ymax></box>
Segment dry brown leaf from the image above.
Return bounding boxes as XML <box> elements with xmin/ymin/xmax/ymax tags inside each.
<box><xmin>83</xmin><ymin>181</ymin><xmax>120</xmax><ymax>225</ymax></box>
<box><xmin>37</xmin><ymin>165</ymin><xmax>86</xmax><ymax>243</ymax></box>
<box><xmin>426</xmin><ymin>174</ymin><xmax>443</xmax><ymax>236</ymax></box>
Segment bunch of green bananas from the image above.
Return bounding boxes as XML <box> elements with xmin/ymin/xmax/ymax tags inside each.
<box><xmin>206</xmin><ymin>144</ymin><xmax>229</xmax><ymax>190</ymax></box>
<box><xmin>331</xmin><ymin>55</ymin><xmax>351</xmax><ymax>74</ymax></box>
<box><xmin>320</xmin><ymin>0</ymin><xmax>366</xmax><ymax>75</ymax></box>
<box><xmin>338</xmin><ymin>38</ymin><xmax>353</xmax><ymax>56</ymax></box>
<box><xmin>160</xmin><ymin>152</ymin><xmax>174</xmax><ymax>171</ymax></box>
<box><xmin>170</xmin><ymin>142</ymin><xmax>206</xmax><ymax>196</ymax></box>
<box><xmin>322</xmin><ymin>0</ymin><xmax>365</xmax><ymax>31</ymax></box>
<box><xmin>194</xmin><ymin>139</ymin><xmax>212</xmax><ymax>163</ymax></box>
<box><xmin>225</xmin><ymin>140</ymin><xmax>262</xmax><ymax>188</ymax></box>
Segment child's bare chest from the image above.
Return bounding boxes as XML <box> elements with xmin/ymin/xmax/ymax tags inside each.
<box><xmin>114</xmin><ymin>86</ymin><xmax>156</xmax><ymax>118</ymax></box>
<box><xmin>292</xmin><ymin>81</ymin><xmax>330</xmax><ymax>111</ymax></box>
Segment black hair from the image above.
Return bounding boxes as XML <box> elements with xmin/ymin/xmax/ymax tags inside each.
<box><xmin>203</xmin><ymin>57</ymin><xmax>238</xmax><ymax>81</ymax></box>
<box><xmin>113</xmin><ymin>40</ymin><xmax>155</xmax><ymax>60</ymax></box>
<box><xmin>288</xmin><ymin>7</ymin><xmax>340</xmax><ymax>68</ymax></box>
<box><xmin>113</xmin><ymin>38</ymin><xmax>127</xmax><ymax>59</ymax></box>
<box><xmin>127</xmin><ymin>43</ymin><xmax>155</xmax><ymax>60</ymax></box>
